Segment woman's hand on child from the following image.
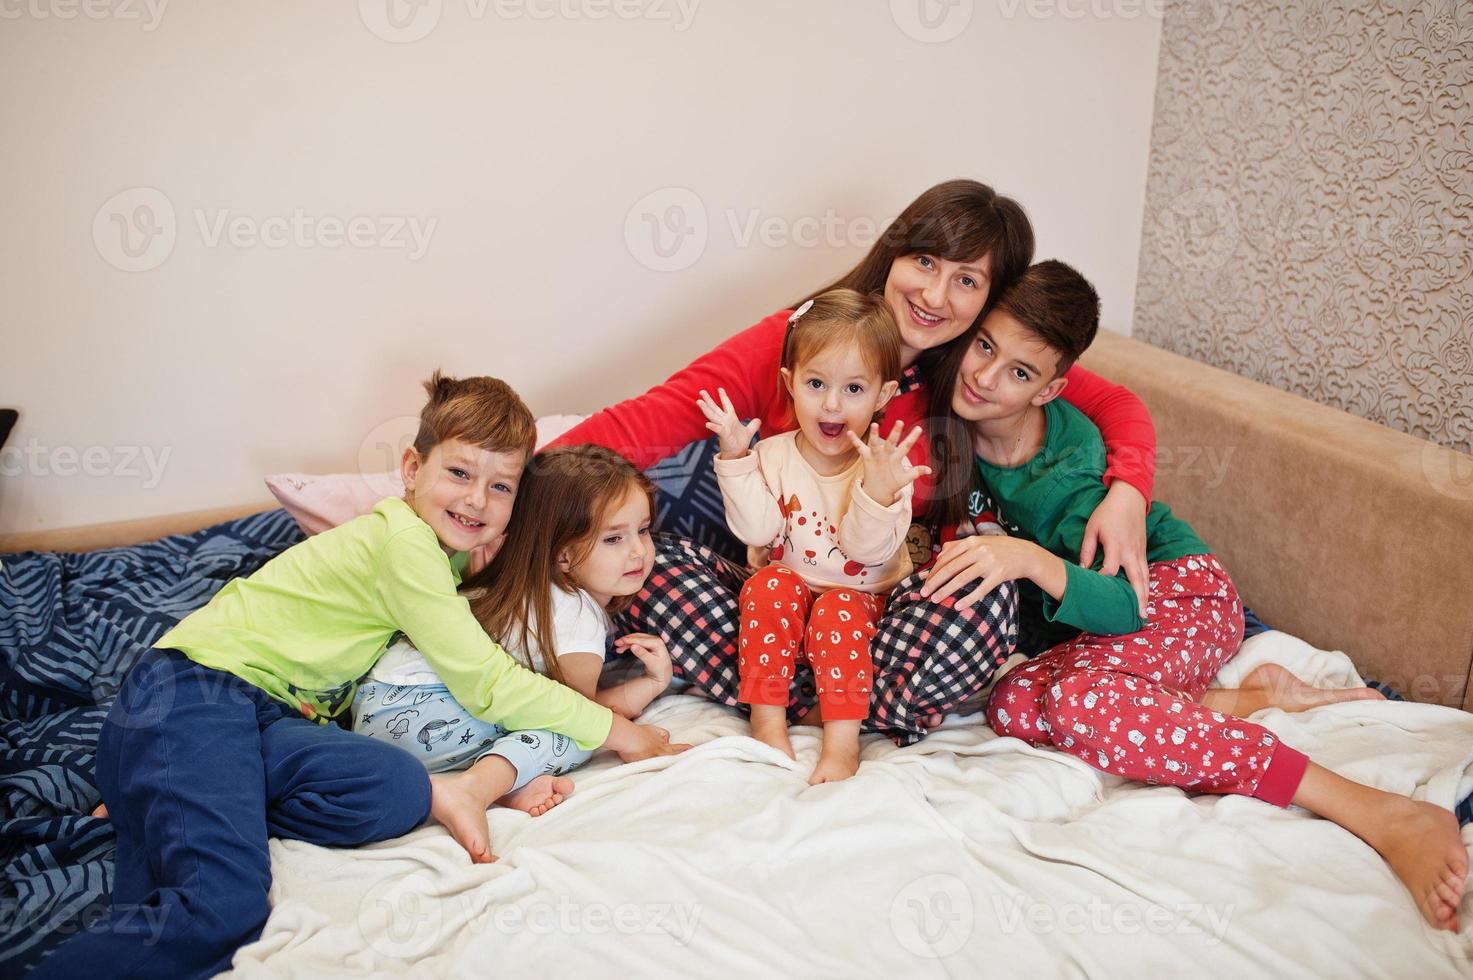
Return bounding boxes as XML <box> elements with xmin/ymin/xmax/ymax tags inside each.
<box><xmin>696</xmin><ymin>387</ymin><xmax>760</xmax><ymax>459</ymax></box>
<box><xmin>1079</xmin><ymin>480</ymin><xmax>1150</xmax><ymax>617</ymax></box>
<box><xmin>920</xmin><ymin>535</ymin><xmax>1048</xmax><ymax>609</ymax></box>
<box><xmin>848</xmin><ymin>421</ymin><xmax>931</xmax><ymax>506</ymax></box>
<box><xmin>613</xmin><ymin>633</ymin><xmax>674</xmax><ymax>686</ymax></box>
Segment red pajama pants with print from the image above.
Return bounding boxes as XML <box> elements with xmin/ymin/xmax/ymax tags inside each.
<box><xmin>985</xmin><ymin>555</ymin><xmax>1309</xmax><ymax>807</ymax></box>
<box><xmin>737</xmin><ymin>565</ymin><xmax>880</xmax><ymax>722</ymax></box>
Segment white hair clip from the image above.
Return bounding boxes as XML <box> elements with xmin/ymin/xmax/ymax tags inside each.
<box><xmin>788</xmin><ymin>299</ymin><xmax>814</xmax><ymax>325</ymax></box>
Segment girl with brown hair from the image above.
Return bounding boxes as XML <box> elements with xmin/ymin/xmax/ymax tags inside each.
<box><xmin>548</xmin><ymin>179</ymin><xmax>1161</xmax><ymax>743</ymax></box>
<box><xmin>351</xmin><ymin>444</ymin><xmax>675</xmax><ymax>861</ymax></box>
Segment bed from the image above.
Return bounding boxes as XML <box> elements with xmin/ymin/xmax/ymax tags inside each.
<box><xmin>3</xmin><ymin>331</ymin><xmax>1472</xmax><ymax>976</ymax></box>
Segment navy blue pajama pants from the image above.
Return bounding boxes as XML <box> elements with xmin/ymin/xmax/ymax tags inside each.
<box><xmin>35</xmin><ymin>648</ymin><xmax>432</xmax><ymax>980</ymax></box>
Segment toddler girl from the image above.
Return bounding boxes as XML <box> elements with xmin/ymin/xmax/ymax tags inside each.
<box><xmin>697</xmin><ymin>289</ymin><xmax>928</xmax><ymax>784</ymax></box>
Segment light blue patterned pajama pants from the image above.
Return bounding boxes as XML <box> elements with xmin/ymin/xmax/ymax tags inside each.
<box><xmin>349</xmin><ymin>680</ymin><xmax>592</xmax><ymax>791</ymax></box>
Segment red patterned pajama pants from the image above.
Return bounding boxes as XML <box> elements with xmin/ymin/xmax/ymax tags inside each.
<box><xmin>622</xmin><ymin>532</ymin><xmax>1018</xmax><ymax>744</ymax></box>
<box><xmin>737</xmin><ymin>566</ymin><xmax>880</xmax><ymax>722</ymax></box>
<box><xmin>985</xmin><ymin>554</ymin><xmax>1309</xmax><ymax>807</ymax></box>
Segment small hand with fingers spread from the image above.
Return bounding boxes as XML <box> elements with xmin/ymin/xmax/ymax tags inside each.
<box><xmin>696</xmin><ymin>388</ymin><xmax>760</xmax><ymax>459</ymax></box>
<box><xmin>612</xmin><ymin>633</ymin><xmax>673</xmax><ymax>687</ymax></box>
<box><xmin>847</xmin><ymin>421</ymin><xmax>932</xmax><ymax>505</ymax></box>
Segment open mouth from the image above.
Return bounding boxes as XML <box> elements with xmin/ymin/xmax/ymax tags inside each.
<box><xmin>817</xmin><ymin>422</ymin><xmax>847</xmax><ymax>440</ymax></box>
<box><xmin>907</xmin><ymin>300</ymin><xmax>944</xmax><ymax>328</ymax></box>
<box><xmin>448</xmin><ymin>510</ymin><xmax>485</xmax><ymax>531</ymax></box>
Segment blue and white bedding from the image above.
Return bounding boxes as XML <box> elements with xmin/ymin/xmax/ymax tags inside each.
<box><xmin>0</xmin><ymin>509</ymin><xmax>303</xmax><ymax>974</ymax></box>
<box><xmin>3</xmin><ymin>508</ymin><xmax>1472</xmax><ymax>976</ymax></box>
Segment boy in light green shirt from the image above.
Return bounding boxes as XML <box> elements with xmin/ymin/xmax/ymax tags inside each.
<box><xmin>48</xmin><ymin>372</ymin><xmax>686</xmax><ymax>980</ymax></box>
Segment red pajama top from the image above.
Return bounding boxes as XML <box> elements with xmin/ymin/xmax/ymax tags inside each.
<box><xmin>550</xmin><ymin>309</ymin><xmax>1157</xmax><ymax>516</ymax></box>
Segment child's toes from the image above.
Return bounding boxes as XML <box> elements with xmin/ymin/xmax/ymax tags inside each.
<box><xmin>1435</xmin><ymin>878</ymin><xmax>1460</xmax><ymax>910</ymax></box>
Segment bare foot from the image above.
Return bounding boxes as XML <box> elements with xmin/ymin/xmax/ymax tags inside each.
<box><xmin>1295</xmin><ymin>763</ymin><xmax>1468</xmax><ymax>932</ymax></box>
<box><xmin>920</xmin><ymin>714</ymin><xmax>945</xmax><ymax>730</ymax></box>
<box><xmin>808</xmin><ymin>720</ymin><xmax>861</xmax><ymax>785</ymax></box>
<box><xmin>499</xmin><ymin>775</ymin><xmax>574</xmax><ymax>817</ymax></box>
<box><xmin>1370</xmin><ymin>798</ymin><xmax>1468</xmax><ymax>932</ymax></box>
<box><xmin>91</xmin><ymin>803</ymin><xmax>108</xmax><ymax>819</ymax></box>
<box><xmin>750</xmin><ymin>705</ymin><xmax>796</xmax><ymax>761</ymax></box>
<box><xmin>429</xmin><ymin>771</ymin><xmax>499</xmax><ymax>864</ymax></box>
<box><xmin>808</xmin><ymin>742</ymin><xmax>860</xmax><ymax>785</ymax></box>
<box><xmin>1251</xmin><ymin>663</ymin><xmax>1386</xmax><ymax>711</ymax></box>
<box><xmin>1204</xmin><ymin>662</ymin><xmax>1386</xmax><ymax>716</ymax></box>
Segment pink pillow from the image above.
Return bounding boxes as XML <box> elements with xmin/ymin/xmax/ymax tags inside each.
<box><xmin>266</xmin><ymin>414</ymin><xmax>586</xmax><ymax>574</ymax></box>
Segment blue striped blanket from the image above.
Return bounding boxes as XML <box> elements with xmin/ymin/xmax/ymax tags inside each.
<box><xmin>0</xmin><ymin>509</ymin><xmax>302</xmax><ymax>974</ymax></box>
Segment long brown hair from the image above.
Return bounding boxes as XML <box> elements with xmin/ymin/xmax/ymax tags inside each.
<box><xmin>797</xmin><ymin>180</ymin><xmax>1034</xmax><ymax>523</ymax></box>
<box><xmin>462</xmin><ymin>445</ymin><xmax>656</xmax><ymax>684</ymax></box>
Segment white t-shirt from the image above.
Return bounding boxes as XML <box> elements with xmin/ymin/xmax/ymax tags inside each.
<box><xmin>370</xmin><ymin>586</ymin><xmax>609</xmax><ymax>685</ymax></box>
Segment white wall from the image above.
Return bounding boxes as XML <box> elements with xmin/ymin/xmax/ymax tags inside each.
<box><xmin>0</xmin><ymin>0</ymin><xmax>1162</xmax><ymax>533</ymax></box>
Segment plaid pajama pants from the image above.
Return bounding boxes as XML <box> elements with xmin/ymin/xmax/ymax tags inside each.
<box><xmin>617</xmin><ymin>532</ymin><xmax>1019</xmax><ymax>745</ymax></box>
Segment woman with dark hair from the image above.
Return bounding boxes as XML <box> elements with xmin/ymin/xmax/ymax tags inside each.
<box><xmin>548</xmin><ymin>179</ymin><xmax>1158</xmax><ymax>743</ymax></box>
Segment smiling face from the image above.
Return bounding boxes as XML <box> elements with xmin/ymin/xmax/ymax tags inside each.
<box><xmin>884</xmin><ymin>252</ymin><xmax>993</xmax><ymax>359</ymax></box>
<box><xmin>950</xmin><ymin>308</ymin><xmax>1068</xmax><ymax>427</ymax></box>
<box><xmin>401</xmin><ymin>438</ymin><xmax>524</xmax><ymax>555</ymax></box>
<box><xmin>562</xmin><ymin>482</ymin><xmax>655</xmax><ymax>608</ymax></box>
<box><xmin>781</xmin><ymin>343</ymin><xmax>899</xmax><ymax>475</ymax></box>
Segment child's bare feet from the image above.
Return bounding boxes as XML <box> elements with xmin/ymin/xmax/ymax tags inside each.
<box><xmin>1203</xmin><ymin>662</ymin><xmax>1386</xmax><ymax>716</ymax></box>
<box><xmin>750</xmin><ymin>705</ymin><xmax>796</xmax><ymax>760</ymax></box>
<box><xmin>1295</xmin><ymin>762</ymin><xmax>1468</xmax><ymax>932</ymax></box>
<box><xmin>429</xmin><ymin>771</ymin><xmax>498</xmax><ymax>863</ymax></box>
<box><xmin>1246</xmin><ymin>662</ymin><xmax>1386</xmax><ymax>711</ymax></box>
<box><xmin>1370</xmin><ymin>798</ymin><xmax>1468</xmax><ymax>931</ymax></box>
<box><xmin>808</xmin><ymin>720</ymin><xmax>861</xmax><ymax>785</ymax></box>
<box><xmin>499</xmin><ymin>775</ymin><xmax>574</xmax><ymax>817</ymax></box>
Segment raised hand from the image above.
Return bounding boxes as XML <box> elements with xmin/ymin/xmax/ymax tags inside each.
<box><xmin>696</xmin><ymin>387</ymin><xmax>761</xmax><ymax>459</ymax></box>
<box><xmin>847</xmin><ymin>421</ymin><xmax>932</xmax><ymax>505</ymax></box>
<box><xmin>612</xmin><ymin>632</ymin><xmax>674</xmax><ymax>687</ymax></box>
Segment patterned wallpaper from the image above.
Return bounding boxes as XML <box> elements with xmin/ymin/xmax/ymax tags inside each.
<box><xmin>1134</xmin><ymin>1</ymin><xmax>1473</xmax><ymax>453</ymax></box>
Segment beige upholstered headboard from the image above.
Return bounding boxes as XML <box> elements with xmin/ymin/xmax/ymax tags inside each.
<box><xmin>6</xmin><ymin>332</ymin><xmax>1472</xmax><ymax>711</ymax></box>
<box><xmin>1081</xmin><ymin>330</ymin><xmax>1473</xmax><ymax>712</ymax></box>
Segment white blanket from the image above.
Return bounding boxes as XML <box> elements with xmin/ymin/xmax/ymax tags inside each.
<box><xmin>226</xmin><ymin>632</ymin><xmax>1473</xmax><ymax>978</ymax></box>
